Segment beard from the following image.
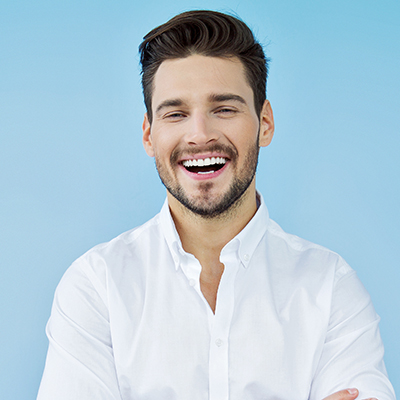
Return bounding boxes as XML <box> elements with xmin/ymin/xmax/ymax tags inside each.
<box><xmin>154</xmin><ymin>137</ymin><xmax>260</xmax><ymax>219</ymax></box>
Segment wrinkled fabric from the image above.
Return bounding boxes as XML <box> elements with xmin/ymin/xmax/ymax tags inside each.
<box><xmin>38</xmin><ymin>194</ymin><xmax>395</xmax><ymax>400</ymax></box>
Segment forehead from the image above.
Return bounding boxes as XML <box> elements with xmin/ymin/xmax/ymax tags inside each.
<box><xmin>151</xmin><ymin>55</ymin><xmax>253</xmax><ymax>109</ymax></box>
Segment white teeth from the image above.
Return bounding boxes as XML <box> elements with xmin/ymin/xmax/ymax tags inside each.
<box><xmin>182</xmin><ymin>157</ymin><xmax>227</xmax><ymax>168</ymax></box>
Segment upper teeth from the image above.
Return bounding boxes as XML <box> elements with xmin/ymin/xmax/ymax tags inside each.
<box><xmin>182</xmin><ymin>157</ymin><xmax>227</xmax><ymax>167</ymax></box>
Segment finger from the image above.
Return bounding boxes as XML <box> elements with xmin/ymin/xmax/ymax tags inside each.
<box><xmin>322</xmin><ymin>388</ymin><xmax>359</xmax><ymax>400</ymax></box>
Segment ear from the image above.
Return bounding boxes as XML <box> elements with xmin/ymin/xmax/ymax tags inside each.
<box><xmin>258</xmin><ymin>100</ymin><xmax>275</xmax><ymax>148</ymax></box>
<box><xmin>142</xmin><ymin>113</ymin><xmax>155</xmax><ymax>157</ymax></box>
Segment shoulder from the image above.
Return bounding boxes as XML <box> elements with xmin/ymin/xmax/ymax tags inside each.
<box><xmin>56</xmin><ymin>213</ymin><xmax>164</xmax><ymax>299</ymax></box>
<box><xmin>87</xmin><ymin>212</ymin><xmax>162</xmax><ymax>257</ymax></box>
<box><xmin>264</xmin><ymin>219</ymin><xmax>375</xmax><ymax>329</ymax></box>
<box><xmin>266</xmin><ymin>218</ymin><xmax>347</xmax><ymax>262</ymax></box>
<box><xmin>265</xmin><ymin>218</ymin><xmax>353</xmax><ymax>281</ymax></box>
<box><xmin>81</xmin><ymin>212</ymin><xmax>162</xmax><ymax>266</ymax></box>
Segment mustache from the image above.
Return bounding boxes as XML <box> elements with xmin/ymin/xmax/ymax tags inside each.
<box><xmin>170</xmin><ymin>143</ymin><xmax>238</xmax><ymax>164</ymax></box>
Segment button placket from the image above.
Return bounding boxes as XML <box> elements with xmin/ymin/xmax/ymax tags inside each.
<box><xmin>208</xmin><ymin>247</ymin><xmax>240</xmax><ymax>400</ymax></box>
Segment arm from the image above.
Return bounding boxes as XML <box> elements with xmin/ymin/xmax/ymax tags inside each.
<box><xmin>310</xmin><ymin>264</ymin><xmax>395</xmax><ymax>400</ymax></box>
<box><xmin>37</xmin><ymin>260</ymin><xmax>122</xmax><ymax>400</ymax></box>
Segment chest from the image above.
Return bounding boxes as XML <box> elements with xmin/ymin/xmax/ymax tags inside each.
<box><xmin>108</xmin><ymin>255</ymin><xmax>329</xmax><ymax>400</ymax></box>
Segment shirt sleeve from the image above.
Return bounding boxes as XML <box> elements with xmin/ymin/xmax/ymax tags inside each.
<box><xmin>309</xmin><ymin>263</ymin><xmax>396</xmax><ymax>400</ymax></box>
<box><xmin>37</xmin><ymin>259</ymin><xmax>122</xmax><ymax>400</ymax></box>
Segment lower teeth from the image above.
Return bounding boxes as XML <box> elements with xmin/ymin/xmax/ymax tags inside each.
<box><xmin>198</xmin><ymin>170</ymin><xmax>215</xmax><ymax>175</ymax></box>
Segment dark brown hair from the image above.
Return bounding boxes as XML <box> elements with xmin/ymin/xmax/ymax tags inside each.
<box><xmin>139</xmin><ymin>10</ymin><xmax>269</xmax><ymax>123</ymax></box>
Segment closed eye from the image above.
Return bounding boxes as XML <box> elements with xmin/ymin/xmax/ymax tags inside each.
<box><xmin>215</xmin><ymin>107</ymin><xmax>238</xmax><ymax>116</ymax></box>
<box><xmin>163</xmin><ymin>111</ymin><xmax>187</xmax><ymax>120</ymax></box>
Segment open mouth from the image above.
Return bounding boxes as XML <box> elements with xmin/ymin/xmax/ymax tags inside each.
<box><xmin>182</xmin><ymin>157</ymin><xmax>227</xmax><ymax>175</ymax></box>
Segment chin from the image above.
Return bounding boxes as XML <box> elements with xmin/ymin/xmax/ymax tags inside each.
<box><xmin>171</xmin><ymin>183</ymin><xmax>250</xmax><ymax>219</ymax></box>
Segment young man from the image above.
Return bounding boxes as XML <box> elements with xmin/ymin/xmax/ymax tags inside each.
<box><xmin>38</xmin><ymin>10</ymin><xmax>395</xmax><ymax>400</ymax></box>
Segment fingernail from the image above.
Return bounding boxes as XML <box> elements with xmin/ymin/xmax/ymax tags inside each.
<box><xmin>348</xmin><ymin>389</ymin><xmax>358</xmax><ymax>395</ymax></box>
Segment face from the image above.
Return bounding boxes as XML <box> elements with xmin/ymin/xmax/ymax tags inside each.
<box><xmin>142</xmin><ymin>54</ymin><xmax>274</xmax><ymax>218</ymax></box>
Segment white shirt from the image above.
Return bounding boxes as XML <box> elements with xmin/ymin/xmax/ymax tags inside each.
<box><xmin>38</xmin><ymin>194</ymin><xmax>395</xmax><ymax>400</ymax></box>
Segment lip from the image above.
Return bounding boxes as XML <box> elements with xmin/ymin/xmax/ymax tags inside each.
<box><xmin>178</xmin><ymin>159</ymin><xmax>229</xmax><ymax>181</ymax></box>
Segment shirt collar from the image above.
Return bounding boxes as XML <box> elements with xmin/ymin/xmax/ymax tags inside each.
<box><xmin>159</xmin><ymin>192</ymin><xmax>270</xmax><ymax>270</ymax></box>
<box><xmin>159</xmin><ymin>198</ymin><xmax>183</xmax><ymax>270</ymax></box>
<box><xmin>232</xmin><ymin>192</ymin><xmax>269</xmax><ymax>268</ymax></box>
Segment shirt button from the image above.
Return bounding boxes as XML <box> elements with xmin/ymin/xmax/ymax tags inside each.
<box><xmin>215</xmin><ymin>338</ymin><xmax>223</xmax><ymax>347</ymax></box>
<box><xmin>189</xmin><ymin>279</ymin><xmax>196</xmax><ymax>287</ymax></box>
<box><xmin>243</xmin><ymin>254</ymin><xmax>250</xmax><ymax>261</ymax></box>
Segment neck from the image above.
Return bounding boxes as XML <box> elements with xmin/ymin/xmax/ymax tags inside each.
<box><xmin>167</xmin><ymin>181</ymin><xmax>258</xmax><ymax>272</ymax></box>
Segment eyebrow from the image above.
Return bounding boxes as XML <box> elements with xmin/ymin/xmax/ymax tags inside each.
<box><xmin>155</xmin><ymin>99</ymin><xmax>184</xmax><ymax>115</ymax></box>
<box><xmin>208</xmin><ymin>93</ymin><xmax>247</xmax><ymax>105</ymax></box>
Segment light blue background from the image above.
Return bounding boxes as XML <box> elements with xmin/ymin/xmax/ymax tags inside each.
<box><xmin>1</xmin><ymin>0</ymin><xmax>399</xmax><ymax>398</ymax></box>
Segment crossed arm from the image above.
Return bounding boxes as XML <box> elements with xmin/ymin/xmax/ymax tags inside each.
<box><xmin>37</xmin><ymin>260</ymin><xmax>396</xmax><ymax>399</ymax></box>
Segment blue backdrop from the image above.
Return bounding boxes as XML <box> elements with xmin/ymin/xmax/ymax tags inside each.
<box><xmin>1</xmin><ymin>1</ymin><xmax>399</xmax><ymax>398</ymax></box>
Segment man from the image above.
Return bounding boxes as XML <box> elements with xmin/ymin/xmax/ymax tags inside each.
<box><xmin>37</xmin><ymin>10</ymin><xmax>395</xmax><ymax>400</ymax></box>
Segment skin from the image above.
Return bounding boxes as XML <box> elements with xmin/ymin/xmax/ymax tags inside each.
<box><xmin>142</xmin><ymin>54</ymin><xmax>377</xmax><ymax>400</ymax></box>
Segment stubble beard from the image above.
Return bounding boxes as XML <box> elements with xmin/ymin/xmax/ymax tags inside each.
<box><xmin>154</xmin><ymin>139</ymin><xmax>260</xmax><ymax>219</ymax></box>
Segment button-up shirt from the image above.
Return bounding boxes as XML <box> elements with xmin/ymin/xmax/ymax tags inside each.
<box><xmin>38</xmin><ymin>194</ymin><xmax>395</xmax><ymax>400</ymax></box>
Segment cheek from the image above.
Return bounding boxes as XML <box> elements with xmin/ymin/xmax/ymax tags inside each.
<box><xmin>231</xmin><ymin>124</ymin><xmax>259</xmax><ymax>149</ymax></box>
<box><xmin>151</xmin><ymin>135</ymin><xmax>176</xmax><ymax>163</ymax></box>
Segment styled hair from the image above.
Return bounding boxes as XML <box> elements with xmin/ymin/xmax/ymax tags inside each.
<box><xmin>139</xmin><ymin>10</ymin><xmax>269</xmax><ymax>123</ymax></box>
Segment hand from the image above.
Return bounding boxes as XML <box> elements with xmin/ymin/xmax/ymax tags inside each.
<box><xmin>322</xmin><ymin>388</ymin><xmax>378</xmax><ymax>400</ymax></box>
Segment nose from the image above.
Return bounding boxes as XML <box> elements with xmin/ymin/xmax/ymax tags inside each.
<box><xmin>184</xmin><ymin>111</ymin><xmax>218</xmax><ymax>146</ymax></box>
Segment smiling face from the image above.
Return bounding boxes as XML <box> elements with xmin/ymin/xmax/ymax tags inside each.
<box><xmin>142</xmin><ymin>54</ymin><xmax>274</xmax><ymax>218</ymax></box>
